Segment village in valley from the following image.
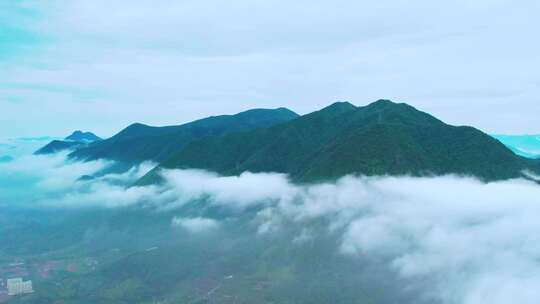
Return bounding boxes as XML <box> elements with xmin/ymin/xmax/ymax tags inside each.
<box><xmin>0</xmin><ymin>256</ymin><xmax>100</xmax><ymax>302</ymax></box>
<box><xmin>0</xmin><ymin>262</ymin><xmax>33</xmax><ymax>302</ymax></box>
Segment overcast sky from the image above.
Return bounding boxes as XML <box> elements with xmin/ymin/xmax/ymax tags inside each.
<box><xmin>1</xmin><ymin>0</ymin><xmax>539</xmax><ymax>138</ymax></box>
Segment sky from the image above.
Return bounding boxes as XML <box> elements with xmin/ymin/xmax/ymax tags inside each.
<box><xmin>1</xmin><ymin>0</ymin><xmax>539</xmax><ymax>139</ymax></box>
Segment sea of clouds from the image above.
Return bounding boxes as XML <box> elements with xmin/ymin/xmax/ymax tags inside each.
<box><xmin>2</xmin><ymin>145</ymin><xmax>540</xmax><ymax>304</ymax></box>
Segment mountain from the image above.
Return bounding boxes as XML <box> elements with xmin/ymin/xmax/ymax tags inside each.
<box><xmin>65</xmin><ymin>130</ymin><xmax>102</xmax><ymax>143</ymax></box>
<box><xmin>492</xmin><ymin>134</ymin><xmax>540</xmax><ymax>159</ymax></box>
<box><xmin>34</xmin><ymin>131</ymin><xmax>102</xmax><ymax>155</ymax></box>
<box><xmin>34</xmin><ymin>140</ymin><xmax>82</xmax><ymax>155</ymax></box>
<box><xmin>139</xmin><ymin>100</ymin><xmax>537</xmax><ymax>184</ymax></box>
<box><xmin>69</xmin><ymin>108</ymin><xmax>299</xmax><ymax>164</ymax></box>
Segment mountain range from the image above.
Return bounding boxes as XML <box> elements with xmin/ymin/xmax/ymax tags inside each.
<box><xmin>139</xmin><ymin>100</ymin><xmax>539</xmax><ymax>184</ymax></box>
<box><xmin>39</xmin><ymin>100</ymin><xmax>540</xmax><ymax>184</ymax></box>
<box><xmin>68</xmin><ymin>108</ymin><xmax>298</xmax><ymax>164</ymax></box>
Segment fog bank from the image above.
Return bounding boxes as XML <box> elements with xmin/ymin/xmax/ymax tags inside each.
<box><xmin>3</xmin><ymin>150</ymin><xmax>540</xmax><ymax>303</ymax></box>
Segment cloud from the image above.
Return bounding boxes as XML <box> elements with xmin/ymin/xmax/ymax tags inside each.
<box><xmin>4</xmin><ymin>145</ymin><xmax>540</xmax><ymax>303</ymax></box>
<box><xmin>0</xmin><ymin>137</ymin><xmax>55</xmax><ymax>158</ymax></box>
<box><xmin>159</xmin><ymin>172</ymin><xmax>540</xmax><ymax>304</ymax></box>
<box><xmin>0</xmin><ymin>149</ymin><xmax>156</xmax><ymax>207</ymax></box>
<box><xmin>0</xmin><ymin>151</ymin><xmax>108</xmax><ymax>196</ymax></box>
<box><xmin>160</xmin><ymin>169</ymin><xmax>294</xmax><ymax>210</ymax></box>
<box><xmin>311</xmin><ymin>177</ymin><xmax>540</xmax><ymax>304</ymax></box>
<box><xmin>43</xmin><ymin>161</ymin><xmax>159</xmax><ymax>208</ymax></box>
<box><xmin>292</xmin><ymin>228</ymin><xmax>315</xmax><ymax>244</ymax></box>
<box><xmin>171</xmin><ymin>217</ymin><xmax>219</xmax><ymax>233</ymax></box>
<box><xmin>2</xmin><ymin>0</ymin><xmax>540</xmax><ymax>138</ymax></box>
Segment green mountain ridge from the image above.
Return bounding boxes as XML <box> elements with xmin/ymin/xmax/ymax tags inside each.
<box><xmin>138</xmin><ymin>100</ymin><xmax>537</xmax><ymax>185</ymax></box>
<box><xmin>34</xmin><ymin>140</ymin><xmax>82</xmax><ymax>155</ymax></box>
<box><xmin>68</xmin><ymin>108</ymin><xmax>299</xmax><ymax>164</ymax></box>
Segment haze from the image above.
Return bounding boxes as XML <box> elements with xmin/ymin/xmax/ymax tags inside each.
<box><xmin>1</xmin><ymin>0</ymin><xmax>540</xmax><ymax>138</ymax></box>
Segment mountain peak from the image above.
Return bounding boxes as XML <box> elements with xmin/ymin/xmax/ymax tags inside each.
<box><xmin>234</xmin><ymin>107</ymin><xmax>299</xmax><ymax>120</ymax></box>
<box><xmin>362</xmin><ymin>99</ymin><xmax>408</xmax><ymax>112</ymax></box>
<box><xmin>357</xmin><ymin>99</ymin><xmax>444</xmax><ymax>127</ymax></box>
<box><xmin>274</xmin><ymin>107</ymin><xmax>300</xmax><ymax>118</ymax></box>
<box><xmin>369</xmin><ymin>99</ymin><xmax>397</xmax><ymax>107</ymax></box>
<box><xmin>328</xmin><ymin>101</ymin><xmax>356</xmax><ymax>108</ymax></box>
<box><xmin>126</xmin><ymin>122</ymin><xmax>150</xmax><ymax>129</ymax></box>
<box><xmin>318</xmin><ymin>101</ymin><xmax>356</xmax><ymax>114</ymax></box>
<box><xmin>65</xmin><ymin>131</ymin><xmax>101</xmax><ymax>142</ymax></box>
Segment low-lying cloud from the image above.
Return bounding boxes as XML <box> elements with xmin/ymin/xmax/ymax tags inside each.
<box><xmin>0</xmin><ymin>151</ymin><xmax>155</xmax><ymax>207</ymax></box>
<box><xmin>160</xmin><ymin>169</ymin><xmax>294</xmax><ymax>210</ymax></box>
<box><xmin>331</xmin><ymin>177</ymin><xmax>540</xmax><ymax>304</ymax></box>
<box><xmin>3</xmin><ymin>148</ymin><xmax>540</xmax><ymax>304</ymax></box>
<box><xmin>172</xmin><ymin>217</ymin><xmax>220</xmax><ymax>233</ymax></box>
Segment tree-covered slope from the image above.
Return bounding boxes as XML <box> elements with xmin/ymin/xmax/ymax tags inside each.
<box><xmin>143</xmin><ymin>100</ymin><xmax>535</xmax><ymax>183</ymax></box>
<box><xmin>69</xmin><ymin>108</ymin><xmax>299</xmax><ymax>164</ymax></box>
<box><xmin>34</xmin><ymin>140</ymin><xmax>81</xmax><ymax>155</ymax></box>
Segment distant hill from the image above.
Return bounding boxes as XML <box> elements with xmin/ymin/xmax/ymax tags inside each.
<box><xmin>0</xmin><ymin>155</ymin><xmax>14</xmax><ymax>163</ymax></box>
<box><xmin>65</xmin><ymin>130</ymin><xmax>102</xmax><ymax>143</ymax></box>
<box><xmin>492</xmin><ymin>134</ymin><xmax>540</xmax><ymax>159</ymax></box>
<box><xmin>34</xmin><ymin>131</ymin><xmax>101</xmax><ymax>155</ymax></box>
<box><xmin>139</xmin><ymin>100</ymin><xmax>538</xmax><ymax>184</ymax></box>
<box><xmin>69</xmin><ymin>108</ymin><xmax>299</xmax><ymax>164</ymax></box>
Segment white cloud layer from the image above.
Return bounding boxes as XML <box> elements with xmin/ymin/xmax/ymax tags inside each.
<box><xmin>130</xmin><ymin>171</ymin><xmax>540</xmax><ymax>304</ymax></box>
<box><xmin>3</xmin><ymin>150</ymin><xmax>540</xmax><ymax>303</ymax></box>
<box><xmin>172</xmin><ymin>217</ymin><xmax>219</xmax><ymax>233</ymax></box>
<box><xmin>0</xmin><ymin>151</ymin><xmax>156</xmax><ymax>207</ymax></box>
